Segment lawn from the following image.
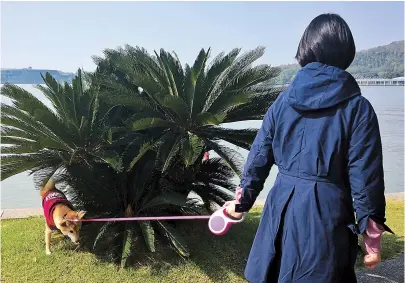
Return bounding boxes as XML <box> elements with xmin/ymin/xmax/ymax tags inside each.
<box><xmin>1</xmin><ymin>200</ymin><xmax>403</xmax><ymax>283</ymax></box>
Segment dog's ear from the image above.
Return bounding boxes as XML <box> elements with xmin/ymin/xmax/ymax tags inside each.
<box><xmin>78</xmin><ymin>211</ymin><xmax>86</xmax><ymax>219</ymax></box>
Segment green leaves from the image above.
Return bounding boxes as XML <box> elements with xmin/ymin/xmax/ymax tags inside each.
<box><xmin>92</xmin><ymin>44</ymin><xmax>281</xmax><ymax>176</ymax></box>
<box><xmin>120</xmin><ymin>224</ymin><xmax>134</xmax><ymax>269</ymax></box>
<box><xmin>180</xmin><ymin>135</ymin><xmax>204</xmax><ymax>166</ymax></box>
<box><xmin>198</xmin><ymin>127</ymin><xmax>258</xmax><ymax>150</ymax></box>
<box><xmin>1</xmin><ymin>151</ymin><xmax>62</xmax><ymax>181</ymax></box>
<box><xmin>183</xmin><ymin>48</ymin><xmax>210</xmax><ymax>110</ymax></box>
<box><xmin>141</xmin><ymin>192</ymin><xmax>189</xmax><ymax>211</ymax></box>
<box><xmin>91</xmin><ymin>150</ymin><xmax>123</xmax><ymax>172</ymax></box>
<box><xmin>0</xmin><ymin>70</ymin><xmax>112</xmax><ymax>182</ymax></box>
<box><xmin>0</xmin><ymin>45</ymin><xmax>283</xmax><ymax>266</ymax></box>
<box><xmin>194</xmin><ymin>112</ymin><xmax>223</xmax><ymax>126</ymax></box>
<box><xmin>160</xmin><ymin>95</ymin><xmax>190</xmax><ymax>124</ymax></box>
<box><xmin>127</xmin><ymin>141</ymin><xmax>155</xmax><ymax>171</ymax></box>
<box><xmin>156</xmin><ymin>221</ymin><xmax>190</xmax><ymax>257</ymax></box>
<box><xmin>131</xmin><ymin>118</ymin><xmax>177</xmax><ymax>131</ymax></box>
<box><xmin>202</xmin><ymin>139</ymin><xmax>244</xmax><ymax>176</ymax></box>
<box><xmin>93</xmin><ymin>222</ymin><xmax>113</xmax><ymax>250</ymax></box>
<box><xmin>139</xmin><ymin>221</ymin><xmax>155</xmax><ymax>253</ymax></box>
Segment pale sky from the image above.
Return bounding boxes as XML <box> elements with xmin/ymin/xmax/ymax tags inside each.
<box><xmin>1</xmin><ymin>1</ymin><xmax>404</xmax><ymax>72</ymax></box>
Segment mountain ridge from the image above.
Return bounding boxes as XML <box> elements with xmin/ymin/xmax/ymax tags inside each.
<box><xmin>275</xmin><ymin>40</ymin><xmax>404</xmax><ymax>84</ymax></box>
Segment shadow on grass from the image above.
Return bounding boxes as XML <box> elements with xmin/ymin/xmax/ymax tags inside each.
<box><xmin>122</xmin><ymin>210</ymin><xmax>262</xmax><ymax>282</ymax></box>
<box><xmin>129</xmin><ymin>210</ymin><xmax>405</xmax><ymax>282</ymax></box>
<box><xmin>183</xmin><ymin>210</ymin><xmax>262</xmax><ymax>282</ymax></box>
<box><xmin>61</xmin><ymin>207</ymin><xmax>405</xmax><ymax>282</ymax></box>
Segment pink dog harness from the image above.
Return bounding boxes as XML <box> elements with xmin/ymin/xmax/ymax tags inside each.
<box><xmin>42</xmin><ymin>189</ymin><xmax>73</xmax><ymax>230</ymax></box>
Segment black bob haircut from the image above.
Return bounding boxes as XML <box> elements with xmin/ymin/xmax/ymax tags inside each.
<box><xmin>295</xmin><ymin>13</ymin><xmax>356</xmax><ymax>70</ymax></box>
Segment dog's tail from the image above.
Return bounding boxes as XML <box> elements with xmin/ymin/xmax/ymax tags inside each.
<box><xmin>40</xmin><ymin>178</ymin><xmax>57</xmax><ymax>198</ymax></box>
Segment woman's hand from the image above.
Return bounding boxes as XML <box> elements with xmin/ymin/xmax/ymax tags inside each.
<box><xmin>364</xmin><ymin>252</ymin><xmax>381</xmax><ymax>269</ymax></box>
<box><xmin>223</xmin><ymin>200</ymin><xmax>244</xmax><ymax>220</ymax></box>
<box><xmin>363</xmin><ymin>219</ymin><xmax>384</xmax><ymax>269</ymax></box>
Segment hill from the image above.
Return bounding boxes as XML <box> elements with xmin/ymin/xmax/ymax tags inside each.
<box><xmin>275</xmin><ymin>40</ymin><xmax>404</xmax><ymax>84</ymax></box>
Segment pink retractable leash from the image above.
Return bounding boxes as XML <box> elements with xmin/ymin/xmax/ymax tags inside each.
<box><xmin>68</xmin><ymin>208</ymin><xmax>245</xmax><ymax>236</ymax></box>
<box><xmin>208</xmin><ymin>207</ymin><xmax>246</xmax><ymax>235</ymax></box>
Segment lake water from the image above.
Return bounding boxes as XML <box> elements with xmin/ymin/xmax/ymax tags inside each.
<box><xmin>1</xmin><ymin>85</ymin><xmax>404</xmax><ymax>209</ymax></box>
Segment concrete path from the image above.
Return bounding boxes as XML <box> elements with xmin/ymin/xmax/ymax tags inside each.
<box><xmin>386</xmin><ymin>192</ymin><xmax>404</xmax><ymax>201</ymax></box>
<box><xmin>1</xmin><ymin>207</ymin><xmax>42</xmax><ymax>219</ymax></box>
<box><xmin>357</xmin><ymin>253</ymin><xmax>404</xmax><ymax>283</ymax></box>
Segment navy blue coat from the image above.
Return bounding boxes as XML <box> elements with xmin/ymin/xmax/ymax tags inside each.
<box><xmin>235</xmin><ymin>62</ymin><xmax>393</xmax><ymax>283</ymax></box>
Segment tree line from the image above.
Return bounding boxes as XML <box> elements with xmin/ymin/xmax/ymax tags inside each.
<box><xmin>275</xmin><ymin>40</ymin><xmax>404</xmax><ymax>85</ymax></box>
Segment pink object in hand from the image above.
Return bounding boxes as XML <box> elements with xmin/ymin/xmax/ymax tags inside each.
<box><xmin>208</xmin><ymin>207</ymin><xmax>245</xmax><ymax>236</ymax></box>
<box><xmin>235</xmin><ymin>187</ymin><xmax>242</xmax><ymax>203</ymax></box>
<box><xmin>208</xmin><ymin>187</ymin><xmax>245</xmax><ymax>235</ymax></box>
<box><xmin>203</xmin><ymin>152</ymin><xmax>210</xmax><ymax>161</ymax></box>
<box><xmin>363</xmin><ymin>218</ymin><xmax>385</xmax><ymax>254</ymax></box>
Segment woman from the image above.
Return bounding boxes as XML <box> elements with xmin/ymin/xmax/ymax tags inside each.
<box><xmin>225</xmin><ymin>13</ymin><xmax>393</xmax><ymax>283</ymax></box>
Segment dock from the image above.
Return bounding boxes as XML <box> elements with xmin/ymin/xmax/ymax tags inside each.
<box><xmin>356</xmin><ymin>77</ymin><xmax>404</xmax><ymax>86</ymax></box>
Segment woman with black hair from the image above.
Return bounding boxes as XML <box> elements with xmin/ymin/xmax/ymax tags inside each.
<box><xmin>225</xmin><ymin>13</ymin><xmax>393</xmax><ymax>283</ymax></box>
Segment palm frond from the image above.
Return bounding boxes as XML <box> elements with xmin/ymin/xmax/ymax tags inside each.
<box><xmin>192</xmin><ymin>48</ymin><xmax>241</xmax><ymax>119</ymax></box>
<box><xmin>161</xmin><ymin>95</ymin><xmax>190</xmax><ymax>124</ymax></box>
<box><xmin>202</xmin><ymin>139</ymin><xmax>244</xmax><ymax>175</ymax></box>
<box><xmin>179</xmin><ymin>135</ymin><xmax>204</xmax><ymax>166</ymax></box>
<box><xmin>120</xmin><ymin>224</ymin><xmax>134</xmax><ymax>269</ymax></box>
<box><xmin>194</xmin><ymin>112</ymin><xmax>223</xmax><ymax>127</ymax></box>
<box><xmin>198</xmin><ymin>127</ymin><xmax>258</xmax><ymax>150</ymax></box>
<box><xmin>127</xmin><ymin>141</ymin><xmax>156</xmax><ymax>171</ymax></box>
<box><xmin>224</xmin><ymin>87</ymin><xmax>282</xmax><ymax>122</ymax></box>
<box><xmin>182</xmin><ymin>49</ymin><xmax>210</xmax><ymax>110</ymax></box>
<box><xmin>157</xmin><ymin>134</ymin><xmax>182</xmax><ymax>173</ymax></box>
<box><xmin>131</xmin><ymin>118</ymin><xmax>177</xmax><ymax>131</ymax></box>
<box><xmin>140</xmin><ymin>192</ymin><xmax>189</xmax><ymax>211</ymax></box>
<box><xmin>1</xmin><ymin>127</ymin><xmax>36</xmax><ymax>141</ymax></box>
<box><xmin>156</xmin><ymin>49</ymin><xmax>179</xmax><ymax>97</ymax></box>
<box><xmin>1</xmin><ymin>151</ymin><xmax>62</xmax><ymax>181</ymax></box>
<box><xmin>139</xmin><ymin>221</ymin><xmax>156</xmax><ymax>253</ymax></box>
<box><xmin>203</xmin><ymin>46</ymin><xmax>266</xmax><ymax>112</ymax></box>
<box><xmin>156</xmin><ymin>221</ymin><xmax>190</xmax><ymax>257</ymax></box>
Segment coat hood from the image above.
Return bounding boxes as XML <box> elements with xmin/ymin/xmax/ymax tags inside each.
<box><xmin>285</xmin><ymin>62</ymin><xmax>361</xmax><ymax>111</ymax></box>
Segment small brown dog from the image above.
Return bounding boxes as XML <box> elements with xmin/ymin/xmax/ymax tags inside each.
<box><xmin>40</xmin><ymin>179</ymin><xmax>85</xmax><ymax>255</ymax></box>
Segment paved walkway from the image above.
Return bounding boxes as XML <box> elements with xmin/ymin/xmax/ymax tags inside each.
<box><xmin>1</xmin><ymin>207</ymin><xmax>42</xmax><ymax>219</ymax></box>
<box><xmin>387</xmin><ymin>192</ymin><xmax>405</xmax><ymax>201</ymax></box>
<box><xmin>357</xmin><ymin>253</ymin><xmax>404</xmax><ymax>283</ymax></box>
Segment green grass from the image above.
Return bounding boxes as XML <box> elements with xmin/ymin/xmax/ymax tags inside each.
<box><xmin>1</xmin><ymin>201</ymin><xmax>403</xmax><ymax>283</ymax></box>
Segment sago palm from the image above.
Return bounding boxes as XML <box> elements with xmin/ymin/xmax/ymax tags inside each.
<box><xmin>91</xmin><ymin>45</ymin><xmax>282</xmax><ymax>175</ymax></box>
<box><xmin>0</xmin><ymin>71</ymin><xmax>236</xmax><ymax>267</ymax></box>
<box><xmin>61</xmin><ymin>154</ymin><xmax>235</xmax><ymax>267</ymax></box>
<box><xmin>0</xmin><ymin>70</ymin><xmax>122</xmax><ymax>185</ymax></box>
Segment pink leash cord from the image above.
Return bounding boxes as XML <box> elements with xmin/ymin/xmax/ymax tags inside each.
<box><xmin>67</xmin><ymin>215</ymin><xmax>211</xmax><ymax>222</ymax></box>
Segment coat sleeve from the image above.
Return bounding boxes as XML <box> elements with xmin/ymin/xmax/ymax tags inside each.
<box><xmin>235</xmin><ymin>107</ymin><xmax>275</xmax><ymax>213</ymax></box>
<box><xmin>348</xmin><ymin>101</ymin><xmax>393</xmax><ymax>235</ymax></box>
